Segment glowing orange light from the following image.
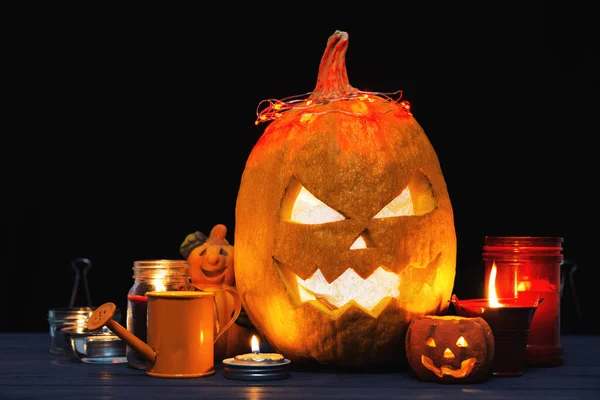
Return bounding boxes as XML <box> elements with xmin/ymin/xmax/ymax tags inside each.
<box><xmin>443</xmin><ymin>348</ymin><xmax>455</xmax><ymax>359</ymax></box>
<box><xmin>517</xmin><ymin>281</ymin><xmax>532</xmax><ymax>292</ymax></box>
<box><xmin>251</xmin><ymin>335</ymin><xmax>260</xmax><ymax>353</ymax></box>
<box><xmin>150</xmin><ymin>270</ymin><xmax>167</xmax><ymax>292</ymax></box>
<box><xmin>300</xmin><ymin>113</ymin><xmax>314</xmax><ymax>123</ymax></box>
<box><xmin>488</xmin><ymin>262</ymin><xmax>502</xmax><ymax>308</ymax></box>
<box><xmin>254</xmin><ymin>90</ymin><xmax>405</xmax><ymax>125</ymax></box>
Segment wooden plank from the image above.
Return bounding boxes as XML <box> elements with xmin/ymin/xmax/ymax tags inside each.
<box><xmin>0</xmin><ymin>333</ymin><xmax>599</xmax><ymax>399</ymax></box>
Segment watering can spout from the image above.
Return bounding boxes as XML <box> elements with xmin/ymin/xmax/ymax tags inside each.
<box><xmin>88</xmin><ymin>302</ymin><xmax>157</xmax><ymax>363</ymax></box>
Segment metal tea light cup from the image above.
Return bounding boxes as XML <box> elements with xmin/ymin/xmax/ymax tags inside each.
<box><xmin>88</xmin><ymin>289</ymin><xmax>241</xmax><ymax>378</ymax></box>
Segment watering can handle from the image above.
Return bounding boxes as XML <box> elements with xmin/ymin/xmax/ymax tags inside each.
<box><xmin>211</xmin><ymin>285</ymin><xmax>242</xmax><ymax>344</ymax></box>
<box><xmin>560</xmin><ymin>259</ymin><xmax>582</xmax><ymax>319</ymax></box>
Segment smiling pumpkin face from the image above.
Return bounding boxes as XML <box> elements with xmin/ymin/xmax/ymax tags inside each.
<box><xmin>406</xmin><ymin>315</ymin><xmax>495</xmax><ymax>383</ymax></box>
<box><xmin>234</xmin><ymin>31</ymin><xmax>456</xmax><ymax>368</ymax></box>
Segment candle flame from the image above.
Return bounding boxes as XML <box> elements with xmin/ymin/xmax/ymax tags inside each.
<box><xmin>251</xmin><ymin>335</ymin><xmax>260</xmax><ymax>353</ymax></box>
<box><xmin>151</xmin><ymin>270</ymin><xmax>167</xmax><ymax>292</ymax></box>
<box><xmin>488</xmin><ymin>262</ymin><xmax>502</xmax><ymax>308</ymax></box>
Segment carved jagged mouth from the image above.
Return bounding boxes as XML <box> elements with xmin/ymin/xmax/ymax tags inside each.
<box><xmin>421</xmin><ymin>355</ymin><xmax>476</xmax><ymax>379</ymax></box>
<box><xmin>275</xmin><ymin>253</ymin><xmax>441</xmax><ymax>317</ymax></box>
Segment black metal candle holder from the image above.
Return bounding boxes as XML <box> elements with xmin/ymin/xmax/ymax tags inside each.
<box><xmin>222</xmin><ymin>357</ymin><xmax>291</xmax><ymax>381</ymax></box>
<box><xmin>452</xmin><ymin>295</ymin><xmax>540</xmax><ymax>377</ymax></box>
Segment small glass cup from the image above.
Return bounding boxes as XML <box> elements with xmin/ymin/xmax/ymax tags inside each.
<box><xmin>48</xmin><ymin>307</ymin><xmax>122</xmax><ymax>357</ymax></box>
<box><xmin>64</xmin><ymin>325</ymin><xmax>126</xmax><ymax>364</ymax></box>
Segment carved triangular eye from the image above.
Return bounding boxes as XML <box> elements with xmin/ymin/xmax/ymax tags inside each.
<box><xmin>373</xmin><ymin>187</ymin><xmax>413</xmax><ymax>218</ymax></box>
<box><xmin>373</xmin><ymin>171</ymin><xmax>437</xmax><ymax>219</ymax></box>
<box><xmin>456</xmin><ymin>336</ymin><xmax>468</xmax><ymax>347</ymax></box>
<box><xmin>282</xmin><ymin>178</ymin><xmax>345</xmax><ymax>224</ymax></box>
<box><xmin>426</xmin><ymin>337</ymin><xmax>436</xmax><ymax>347</ymax></box>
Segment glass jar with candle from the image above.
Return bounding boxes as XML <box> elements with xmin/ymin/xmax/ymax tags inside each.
<box><xmin>482</xmin><ymin>236</ymin><xmax>564</xmax><ymax>367</ymax></box>
<box><xmin>126</xmin><ymin>259</ymin><xmax>195</xmax><ymax>369</ymax></box>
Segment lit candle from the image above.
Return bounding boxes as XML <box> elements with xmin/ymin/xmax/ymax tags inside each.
<box><xmin>252</xmin><ymin>335</ymin><xmax>260</xmax><ymax>354</ymax></box>
<box><xmin>486</xmin><ymin>264</ymin><xmax>558</xmax><ymax>352</ymax></box>
<box><xmin>126</xmin><ymin>259</ymin><xmax>192</xmax><ymax>370</ymax></box>
<box><xmin>482</xmin><ymin>236</ymin><xmax>565</xmax><ymax>367</ymax></box>
<box><xmin>487</xmin><ymin>262</ymin><xmax>501</xmax><ymax>308</ymax></box>
<box><xmin>223</xmin><ymin>335</ymin><xmax>290</xmax><ymax>381</ymax></box>
<box><xmin>233</xmin><ymin>335</ymin><xmax>285</xmax><ymax>363</ymax></box>
<box><xmin>452</xmin><ymin>263</ymin><xmax>539</xmax><ymax>377</ymax></box>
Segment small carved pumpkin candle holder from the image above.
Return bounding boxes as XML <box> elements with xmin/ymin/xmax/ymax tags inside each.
<box><xmin>405</xmin><ymin>315</ymin><xmax>495</xmax><ymax>384</ymax></box>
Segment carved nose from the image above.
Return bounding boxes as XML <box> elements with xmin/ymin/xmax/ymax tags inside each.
<box><xmin>443</xmin><ymin>348</ymin><xmax>455</xmax><ymax>359</ymax></box>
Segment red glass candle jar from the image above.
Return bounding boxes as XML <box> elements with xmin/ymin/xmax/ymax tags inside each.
<box><xmin>483</xmin><ymin>236</ymin><xmax>564</xmax><ymax>367</ymax></box>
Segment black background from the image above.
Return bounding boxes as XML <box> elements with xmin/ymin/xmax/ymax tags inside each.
<box><xmin>2</xmin><ymin>2</ymin><xmax>598</xmax><ymax>334</ymax></box>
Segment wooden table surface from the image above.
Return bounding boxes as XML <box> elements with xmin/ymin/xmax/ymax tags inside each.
<box><xmin>1</xmin><ymin>332</ymin><xmax>599</xmax><ymax>399</ymax></box>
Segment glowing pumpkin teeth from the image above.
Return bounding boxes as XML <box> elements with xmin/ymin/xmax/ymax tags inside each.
<box><xmin>296</xmin><ymin>267</ymin><xmax>400</xmax><ymax>311</ymax></box>
<box><xmin>275</xmin><ymin>252</ymin><xmax>443</xmax><ymax>317</ymax></box>
<box><xmin>421</xmin><ymin>355</ymin><xmax>477</xmax><ymax>379</ymax></box>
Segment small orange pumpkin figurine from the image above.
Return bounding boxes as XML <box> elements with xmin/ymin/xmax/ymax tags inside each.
<box><xmin>180</xmin><ymin>224</ymin><xmax>256</xmax><ymax>360</ymax></box>
<box><xmin>181</xmin><ymin>224</ymin><xmax>235</xmax><ymax>287</ymax></box>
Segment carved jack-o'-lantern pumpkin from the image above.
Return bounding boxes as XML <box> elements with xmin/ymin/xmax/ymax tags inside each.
<box><xmin>406</xmin><ymin>315</ymin><xmax>495</xmax><ymax>383</ymax></box>
<box><xmin>234</xmin><ymin>30</ymin><xmax>457</xmax><ymax>368</ymax></box>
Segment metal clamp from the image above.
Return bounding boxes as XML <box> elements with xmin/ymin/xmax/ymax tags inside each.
<box><xmin>69</xmin><ymin>258</ymin><xmax>93</xmax><ymax>308</ymax></box>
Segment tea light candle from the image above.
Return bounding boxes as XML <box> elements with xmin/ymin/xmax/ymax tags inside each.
<box><xmin>223</xmin><ymin>335</ymin><xmax>290</xmax><ymax>380</ymax></box>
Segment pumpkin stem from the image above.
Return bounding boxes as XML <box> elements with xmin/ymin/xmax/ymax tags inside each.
<box><xmin>309</xmin><ymin>30</ymin><xmax>358</xmax><ymax>102</ymax></box>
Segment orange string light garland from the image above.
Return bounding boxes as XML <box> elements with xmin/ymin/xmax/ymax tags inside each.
<box><xmin>255</xmin><ymin>90</ymin><xmax>411</xmax><ymax>125</ymax></box>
